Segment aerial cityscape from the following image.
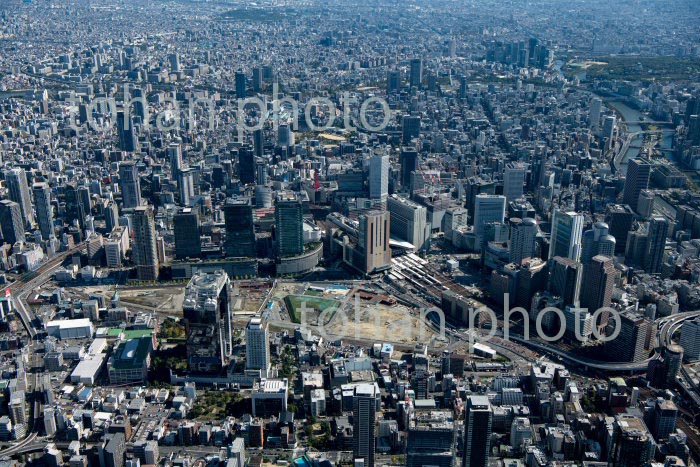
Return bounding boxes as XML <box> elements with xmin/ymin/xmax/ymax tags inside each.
<box><xmin>0</xmin><ymin>0</ymin><xmax>700</xmax><ymax>467</ymax></box>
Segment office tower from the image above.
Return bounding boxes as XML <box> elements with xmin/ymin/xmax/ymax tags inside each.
<box><xmin>253</xmin><ymin>128</ymin><xmax>264</xmax><ymax>158</ymax></box>
<box><xmin>689</xmin><ymin>115</ymin><xmax>700</xmax><ymax>144</ymax></box>
<box><xmin>387</xmin><ymin>195</ymin><xmax>430</xmax><ymax>251</ymax></box>
<box><xmin>590</xmin><ymin>98</ymin><xmax>602</xmax><ymax>128</ymax></box>
<box><xmin>238</xmin><ymin>147</ymin><xmax>255</xmax><ymax>185</ymax></box>
<box><xmin>105</xmin><ymin>201</ymin><xmax>119</xmax><ymax>233</ymax></box>
<box><xmin>103</xmin><ymin>433</ymin><xmax>126</xmax><ymax>467</ymax></box>
<box><xmin>116</xmin><ymin>110</ymin><xmax>137</xmax><ymax>152</ymax></box>
<box><xmin>581</xmin><ymin>255</ymin><xmax>615</xmax><ymax>329</ymax></box>
<box><xmin>644</xmin><ymin>216</ymin><xmax>669</xmax><ymax>274</ymax></box>
<box><xmin>613</xmin><ymin>415</ymin><xmax>656</xmax><ymax>467</ymax></box>
<box><xmin>33</xmin><ymin>182</ymin><xmax>55</xmax><ymax>241</ymax></box>
<box><xmin>183</xmin><ymin>271</ymin><xmax>232</xmax><ymax>374</ymax></box>
<box><xmin>473</xmin><ymin>194</ymin><xmax>506</xmax><ymax>238</ymax></box>
<box><xmin>224</xmin><ymin>198</ymin><xmax>256</xmax><ymax>258</ymax></box>
<box><xmin>581</xmin><ymin>221</ymin><xmax>616</xmax><ymax>265</ymax></box>
<box><xmin>637</xmin><ymin>189</ymin><xmax>655</xmax><ymax>218</ymax></box>
<box><xmin>369</xmin><ymin>154</ymin><xmax>389</xmax><ymax>201</ymax></box>
<box><xmin>516</xmin><ymin>258</ymin><xmax>547</xmax><ymax>308</ymax></box>
<box><xmin>275</xmin><ymin>193</ymin><xmax>304</xmax><ymax>257</ymax></box>
<box><xmin>278</xmin><ymin>124</ymin><xmax>291</xmax><ymax>147</ymax></box>
<box><xmin>168</xmin><ymin>53</ymin><xmax>181</xmax><ymax>72</ymax></box>
<box><xmin>547</xmin><ymin>256</ymin><xmax>582</xmax><ymax>307</ymax></box>
<box><xmin>5</xmin><ymin>168</ymin><xmax>34</xmax><ymax>227</ymax></box>
<box><xmin>235</xmin><ymin>70</ymin><xmax>246</xmax><ymax>98</ymax></box>
<box><xmin>503</xmin><ymin>162</ymin><xmax>527</xmax><ymax>202</ymax></box>
<box><xmin>64</xmin><ymin>183</ymin><xmax>84</xmax><ymax>229</ymax></box>
<box><xmin>509</xmin><ymin>217</ymin><xmax>537</xmax><ymax>263</ymax></box>
<box><xmin>168</xmin><ymin>143</ymin><xmax>182</xmax><ymax>176</ymax></box>
<box><xmin>549</xmin><ymin>210</ymin><xmax>584</xmax><ymax>262</ymax></box>
<box><xmin>252</xmin><ymin>67</ymin><xmax>263</xmax><ymax>92</ymax></box>
<box><xmin>256</xmin><ymin>163</ymin><xmax>267</xmax><ymax>186</ymax></box>
<box><xmin>679</xmin><ymin>318</ymin><xmax>700</xmax><ymax>361</ymax></box>
<box><xmin>623</xmin><ymin>158</ymin><xmax>652</xmax><ymax>213</ymax></box>
<box><xmin>246</xmin><ymin>318</ymin><xmax>270</xmax><ymax>374</ymax></box>
<box><xmin>607</xmin><ymin>312</ymin><xmax>653</xmax><ymax>362</ymax></box>
<box><xmin>387</xmin><ymin>69</ymin><xmax>401</xmax><ymax>93</ymax></box>
<box><xmin>602</xmin><ymin>115</ymin><xmax>616</xmax><ymax>152</ymax></box>
<box><xmin>510</xmin><ymin>418</ymin><xmax>533</xmax><ymax>454</ymax></box>
<box><xmin>78</xmin><ymin>186</ymin><xmax>91</xmax><ymax>218</ymax></box>
<box><xmin>402</xmin><ymin>115</ymin><xmax>421</xmax><ymax>144</ymax></box>
<box><xmin>400</xmin><ymin>147</ymin><xmax>418</xmax><ymax>188</ymax></box>
<box><xmin>118</xmin><ymin>162</ymin><xmax>142</xmax><ymax>209</ymax></box>
<box><xmin>350</xmin><ymin>210</ymin><xmax>391</xmax><ymax>275</ymax></box>
<box><xmin>606</xmin><ymin>205</ymin><xmax>636</xmax><ymax>254</ymax></box>
<box><xmin>664</xmin><ymin>344</ymin><xmax>684</xmax><ymax>388</ymax></box>
<box><xmin>463</xmin><ymin>396</ymin><xmax>492</xmax><ymax>467</ymax></box>
<box><xmin>178</xmin><ymin>167</ymin><xmax>195</xmax><ymax>206</ymax></box>
<box><xmin>0</xmin><ymin>200</ymin><xmax>25</xmax><ymax>244</ymax></box>
<box><xmin>443</xmin><ymin>206</ymin><xmax>468</xmax><ymax>242</ymax></box>
<box><xmin>406</xmin><ymin>409</ymin><xmax>455</xmax><ymax>467</ymax></box>
<box><xmin>132</xmin><ymin>206</ymin><xmax>159</xmax><ymax>281</ymax></box>
<box><xmin>353</xmin><ymin>384</ymin><xmax>378</xmax><ymax>467</ymax></box>
<box><xmin>174</xmin><ymin>208</ymin><xmax>201</xmax><ymax>259</ymax></box>
<box><xmin>409</xmin><ymin>58</ymin><xmax>422</xmax><ymax>88</ymax></box>
<box><xmin>649</xmin><ymin>399</ymin><xmax>678</xmax><ymax>442</ymax></box>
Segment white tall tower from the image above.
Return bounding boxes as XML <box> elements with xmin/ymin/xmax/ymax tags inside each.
<box><xmin>549</xmin><ymin>210</ymin><xmax>584</xmax><ymax>262</ymax></box>
<box><xmin>246</xmin><ymin>318</ymin><xmax>270</xmax><ymax>375</ymax></box>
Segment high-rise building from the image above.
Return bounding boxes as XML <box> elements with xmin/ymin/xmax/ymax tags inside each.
<box><xmin>353</xmin><ymin>384</ymin><xmax>378</xmax><ymax>467</ymax></box>
<box><xmin>116</xmin><ymin>110</ymin><xmax>137</xmax><ymax>152</ymax></box>
<box><xmin>406</xmin><ymin>408</ymin><xmax>455</xmax><ymax>467</ymax></box>
<box><xmin>224</xmin><ymin>198</ymin><xmax>256</xmax><ymax>258</ymax></box>
<box><xmin>5</xmin><ymin>168</ymin><xmax>34</xmax><ymax>227</ymax></box>
<box><xmin>614</xmin><ymin>414</ymin><xmax>656</xmax><ymax>467</ymax></box>
<box><xmin>238</xmin><ymin>147</ymin><xmax>256</xmax><ymax>185</ymax></box>
<box><xmin>644</xmin><ymin>216</ymin><xmax>669</xmax><ymax>274</ymax></box>
<box><xmin>463</xmin><ymin>396</ymin><xmax>492</xmax><ymax>467</ymax></box>
<box><xmin>503</xmin><ymin>162</ymin><xmax>527</xmax><ymax>202</ymax></box>
<box><xmin>509</xmin><ymin>217</ymin><xmax>538</xmax><ymax>263</ymax></box>
<box><xmin>174</xmin><ymin>208</ymin><xmax>201</xmax><ymax>259</ymax></box>
<box><xmin>254</xmin><ymin>129</ymin><xmax>264</xmax><ymax>159</ymax></box>
<box><xmin>409</xmin><ymin>58</ymin><xmax>422</xmax><ymax>88</ymax></box>
<box><xmin>178</xmin><ymin>167</ymin><xmax>195</xmax><ymax>207</ymax></box>
<box><xmin>387</xmin><ymin>69</ymin><xmax>401</xmax><ymax>93</ymax></box>
<box><xmin>607</xmin><ymin>312</ymin><xmax>653</xmax><ymax>363</ymax></box>
<box><xmin>235</xmin><ymin>71</ymin><xmax>246</xmax><ymax>99</ymax></box>
<box><xmin>103</xmin><ymin>433</ymin><xmax>126</xmax><ymax>467</ymax></box>
<box><xmin>402</xmin><ymin>116</ymin><xmax>421</xmax><ymax>144</ymax></box>
<box><xmin>0</xmin><ymin>200</ymin><xmax>25</xmax><ymax>244</ymax></box>
<box><xmin>132</xmin><ymin>206</ymin><xmax>159</xmax><ymax>281</ymax></box>
<box><xmin>252</xmin><ymin>67</ymin><xmax>264</xmax><ymax>92</ymax></box>
<box><xmin>547</xmin><ymin>256</ymin><xmax>582</xmax><ymax>307</ymax></box>
<box><xmin>679</xmin><ymin>318</ymin><xmax>700</xmax><ymax>361</ymax></box>
<box><xmin>246</xmin><ymin>318</ymin><xmax>270</xmax><ymax>374</ymax></box>
<box><xmin>443</xmin><ymin>206</ymin><xmax>468</xmax><ymax>243</ymax></box>
<box><xmin>275</xmin><ymin>193</ymin><xmax>304</xmax><ymax>257</ymax></box>
<box><xmin>549</xmin><ymin>210</ymin><xmax>584</xmax><ymax>262</ymax></box>
<box><xmin>168</xmin><ymin>143</ymin><xmax>183</xmax><ymax>177</ymax></box>
<box><xmin>33</xmin><ymin>182</ymin><xmax>55</xmax><ymax>241</ymax></box>
<box><xmin>581</xmin><ymin>222</ymin><xmax>616</xmax><ymax>265</ymax></box>
<box><xmin>590</xmin><ymin>98</ymin><xmax>602</xmax><ymax>128</ymax></box>
<box><xmin>118</xmin><ymin>161</ymin><xmax>142</xmax><ymax>209</ymax></box>
<box><xmin>623</xmin><ymin>158</ymin><xmax>652</xmax><ymax>213</ymax></box>
<box><xmin>602</xmin><ymin>115</ymin><xmax>616</xmax><ymax>152</ymax></box>
<box><xmin>516</xmin><ymin>258</ymin><xmax>548</xmax><ymax>308</ymax></box>
<box><xmin>369</xmin><ymin>154</ymin><xmax>389</xmax><ymax>202</ymax></box>
<box><xmin>345</xmin><ymin>210</ymin><xmax>391</xmax><ymax>275</ymax></box>
<box><xmin>649</xmin><ymin>399</ymin><xmax>678</xmax><ymax>442</ymax></box>
<box><xmin>581</xmin><ymin>255</ymin><xmax>615</xmax><ymax>329</ymax></box>
<box><xmin>400</xmin><ymin>147</ymin><xmax>418</xmax><ymax>188</ymax></box>
<box><xmin>473</xmin><ymin>194</ymin><xmax>506</xmax><ymax>246</ymax></box>
<box><xmin>387</xmin><ymin>195</ymin><xmax>430</xmax><ymax>251</ymax></box>
<box><xmin>606</xmin><ymin>204</ymin><xmax>636</xmax><ymax>255</ymax></box>
<box><xmin>105</xmin><ymin>201</ymin><xmax>119</xmax><ymax>233</ymax></box>
<box><xmin>183</xmin><ymin>271</ymin><xmax>232</xmax><ymax>374</ymax></box>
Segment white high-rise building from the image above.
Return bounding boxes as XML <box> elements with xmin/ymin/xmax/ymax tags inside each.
<box><xmin>549</xmin><ymin>210</ymin><xmax>584</xmax><ymax>262</ymax></box>
<box><xmin>509</xmin><ymin>217</ymin><xmax>538</xmax><ymax>263</ymax></box>
<box><xmin>369</xmin><ymin>154</ymin><xmax>389</xmax><ymax>202</ymax></box>
<box><xmin>680</xmin><ymin>318</ymin><xmax>700</xmax><ymax>361</ymax></box>
<box><xmin>246</xmin><ymin>318</ymin><xmax>271</xmax><ymax>374</ymax></box>
<box><xmin>503</xmin><ymin>163</ymin><xmax>527</xmax><ymax>202</ymax></box>
<box><xmin>387</xmin><ymin>195</ymin><xmax>430</xmax><ymax>251</ymax></box>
